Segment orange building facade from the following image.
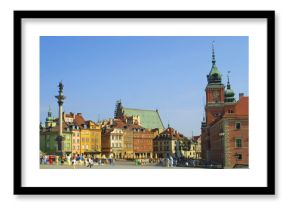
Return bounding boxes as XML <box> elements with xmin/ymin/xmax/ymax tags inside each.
<box><xmin>133</xmin><ymin>128</ymin><xmax>154</xmax><ymax>159</ymax></box>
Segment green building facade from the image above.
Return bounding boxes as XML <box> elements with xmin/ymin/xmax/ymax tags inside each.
<box><xmin>40</xmin><ymin>129</ymin><xmax>72</xmax><ymax>155</ymax></box>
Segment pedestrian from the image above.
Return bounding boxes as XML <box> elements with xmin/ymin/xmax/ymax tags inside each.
<box><xmin>61</xmin><ymin>155</ymin><xmax>65</xmax><ymax>165</ymax></box>
<box><xmin>44</xmin><ymin>155</ymin><xmax>48</xmax><ymax>164</ymax></box>
<box><xmin>84</xmin><ymin>156</ymin><xmax>88</xmax><ymax>166</ymax></box>
<box><xmin>76</xmin><ymin>154</ymin><xmax>80</xmax><ymax>165</ymax></box>
<box><xmin>79</xmin><ymin>154</ymin><xmax>83</xmax><ymax>165</ymax></box>
<box><xmin>72</xmin><ymin>157</ymin><xmax>76</xmax><ymax>169</ymax></box>
<box><xmin>67</xmin><ymin>154</ymin><xmax>71</xmax><ymax>166</ymax></box>
<box><xmin>87</xmin><ymin>157</ymin><xmax>93</xmax><ymax>168</ymax></box>
<box><xmin>55</xmin><ymin>155</ymin><xmax>59</xmax><ymax>165</ymax></box>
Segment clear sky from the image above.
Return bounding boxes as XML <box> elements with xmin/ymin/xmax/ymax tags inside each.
<box><xmin>40</xmin><ymin>36</ymin><xmax>248</xmax><ymax>137</ymax></box>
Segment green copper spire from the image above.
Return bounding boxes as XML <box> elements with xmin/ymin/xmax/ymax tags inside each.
<box><xmin>212</xmin><ymin>41</ymin><xmax>216</xmax><ymax>65</ymax></box>
<box><xmin>201</xmin><ymin>112</ymin><xmax>207</xmax><ymax>128</ymax></box>
<box><xmin>224</xmin><ymin>71</ymin><xmax>236</xmax><ymax>103</ymax></box>
<box><xmin>207</xmin><ymin>41</ymin><xmax>222</xmax><ymax>84</ymax></box>
<box><xmin>48</xmin><ymin>105</ymin><xmax>52</xmax><ymax>117</ymax></box>
<box><xmin>46</xmin><ymin>105</ymin><xmax>53</xmax><ymax>122</ymax></box>
<box><xmin>227</xmin><ymin>71</ymin><xmax>231</xmax><ymax>89</ymax></box>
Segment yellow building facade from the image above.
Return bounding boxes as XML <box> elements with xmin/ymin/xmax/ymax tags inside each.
<box><xmin>80</xmin><ymin>121</ymin><xmax>101</xmax><ymax>157</ymax></box>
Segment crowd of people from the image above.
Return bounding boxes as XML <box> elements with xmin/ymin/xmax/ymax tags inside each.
<box><xmin>40</xmin><ymin>153</ymin><xmax>116</xmax><ymax>168</ymax></box>
<box><xmin>40</xmin><ymin>153</ymin><xmax>200</xmax><ymax>168</ymax></box>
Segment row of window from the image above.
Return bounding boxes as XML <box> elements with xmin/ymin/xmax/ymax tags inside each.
<box><xmin>154</xmin><ymin>146</ymin><xmax>170</xmax><ymax>151</ymax></box>
<box><xmin>113</xmin><ymin>130</ymin><xmax>123</xmax><ymax>134</ymax></box>
<box><xmin>112</xmin><ymin>143</ymin><xmax>122</xmax><ymax>148</ymax></box>
<box><xmin>80</xmin><ymin>138</ymin><xmax>99</xmax><ymax>143</ymax></box>
<box><xmin>78</xmin><ymin>145</ymin><xmax>99</xmax><ymax>150</ymax></box>
<box><xmin>135</xmin><ymin>139</ymin><xmax>152</xmax><ymax>143</ymax></box>
<box><xmin>72</xmin><ymin>132</ymin><xmax>80</xmax><ymax>137</ymax></box>
<box><xmin>111</xmin><ymin>135</ymin><xmax>122</xmax><ymax>140</ymax></box>
<box><xmin>154</xmin><ymin>141</ymin><xmax>175</xmax><ymax>145</ymax></box>
<box><xmin>46</xmin><ymin>143</ymin><xmax>100</xmax><ymax>151</ymax></box>
<box><xmin>72</xmin><ymin>132</ymin><xmax>99</xmax><ymax>136</ymax></box>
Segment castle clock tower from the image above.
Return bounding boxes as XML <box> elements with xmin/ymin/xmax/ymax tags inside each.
<box><xmin>205</xmin><ymin>42</ymin><xmax>225</xmax><ymax>124</ymax></box>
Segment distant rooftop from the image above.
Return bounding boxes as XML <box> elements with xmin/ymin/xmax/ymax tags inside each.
<box><xmin>122</xmin><ymin>107</ymin><xmax>164</xmax><ymax>130</ymax></box>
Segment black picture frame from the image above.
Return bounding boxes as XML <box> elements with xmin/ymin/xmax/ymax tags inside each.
<box><xmin>14</xmin><ymin>10</ymin><xmax>275</xmax><ymax>195</ymax></box>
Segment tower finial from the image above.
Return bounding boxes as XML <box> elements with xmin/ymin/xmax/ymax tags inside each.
<box><xmin>227</xmin><ymin>70</ymin><xmax>231</xmax><ymax>89</ymax></box>
<box><xmin>212</xmin><ymin>41</ymin><xmax>216</xmax><ymax>65</ymax></box>
<box><xmin>48</xmin><ymin>105</ymin><xmax>52</xmax><ymax>117</ymax></box>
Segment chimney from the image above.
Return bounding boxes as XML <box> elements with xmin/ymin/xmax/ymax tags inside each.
<box><xmin>70</xmin><ymin>112</ymin><xmax>75</xmax><ymax>119</ymax></box>
<box><xmin>239</xmin><ymin>93</ymin><xmax>244</xmax><ymax>100</ymax></box>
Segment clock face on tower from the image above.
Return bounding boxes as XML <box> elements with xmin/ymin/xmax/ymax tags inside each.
<box><xmin>213</xmin><ymin>90</ymin><xmax>220</xmax><ymax>102</ymax></box>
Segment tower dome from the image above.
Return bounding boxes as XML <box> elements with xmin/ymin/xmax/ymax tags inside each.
<box><xmin>207</xmin><ymin>41</ymin><xmax>222</xmax><ymax>84</ymax></box>
<box><xmin>224</xmin><ymin>71</ymin><xmax>236</xmax><ymax>103</ymax></box>
<box><xmin>46</xmin><ymin>106</ymin><xmax>53</xmax><ymax>122</ymax></box>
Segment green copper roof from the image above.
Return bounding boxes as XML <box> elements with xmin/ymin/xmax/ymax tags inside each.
<box><xmin>122</xmin><ymin>108</ymin><xmax>164</xmax><ymax>130</ymax></box>
<box><xmin>207</xmin><ymin>42</ymin><xmax>222</xmax><ymax>84</ymax></box>
<box><xmin>225</xmin><ymin>88</ymin><xmax>235</xmax><ymax>97</ymax></box>
<box><xmin>224</xmin><ymin>72</ymin><xmax>235</xmax><ymax>102</ymax></box>
<box><xmin>209</xmin><ymin>64</ymin><xmax>221</xmax><ymax>78</ymax></box>
<box><xmin>46</xmin><ymin>116</ymin><xmax>54</xmax><ymax>122</ymax></box>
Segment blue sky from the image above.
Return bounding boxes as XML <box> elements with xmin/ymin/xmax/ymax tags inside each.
<box><xmin>40</xmin><ymin>36</ymin><xmax>248</xmax><ymax>137</ymax></box>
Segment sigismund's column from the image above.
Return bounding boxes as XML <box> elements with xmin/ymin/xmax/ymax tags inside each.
<box><xmin>55</xmin><ymin>81</ymin><xmax>66</xmax><ymax>154</ymax></box>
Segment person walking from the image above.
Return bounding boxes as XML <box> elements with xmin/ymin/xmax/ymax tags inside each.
<box><xmin>87</xmin><ymin>157</ymin><xmax>93</xmax><ymax>168</ymax></box>
<box><xmin>44</xmin><ymin>155</ymin><xmax>48</xmax><ymax>164</ymax></box>
<box><xmin>72</xmin><ymin>157</ymin><xmax>76</xmax><ymax>169</ymax></box>
<box><xmin>67</xmin><ymin>154</ymin><xmax>71</xmax><ymax>166</ymax></box>
<box><xmin>55</xmin><ymin>155</ymin><xmax>59</xmax><ymax>165</ymax></box>
<box><xmin>61</xmin><ymin>155</ymin><xmax>65</xmax><ymax>165</ymax></box>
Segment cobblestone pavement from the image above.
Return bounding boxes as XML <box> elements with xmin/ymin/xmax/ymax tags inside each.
<box><xmin>40</xmin><ymin>160</ymin><xmax>193</xmax><ymax>169</ymax></box>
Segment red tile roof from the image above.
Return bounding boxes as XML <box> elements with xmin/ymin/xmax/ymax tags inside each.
<box><xmin>74</xmin><ymin>115</ymin><xmax>85</xmax><ymax>126</ymax></box>
<box><xmin>235</xmin><ymin>96</ymin><xmax>248</xmax><ymax>116</ymax></box>
<box><xmin>155</xmin><ymin>127</ymin><xmax>184</xmax><ymax>140</ymax></box>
